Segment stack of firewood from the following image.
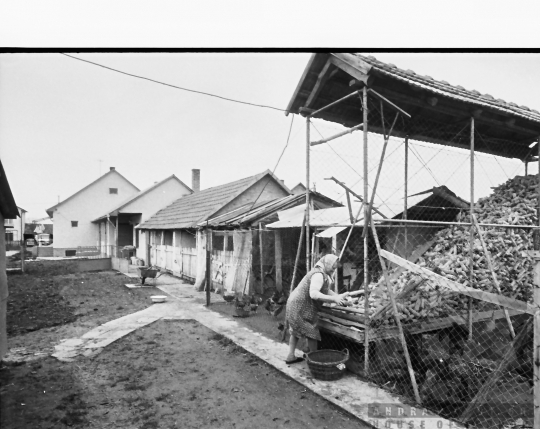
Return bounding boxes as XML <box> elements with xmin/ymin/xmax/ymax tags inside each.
<box><xmin>353</xmin><ymin>175</ymin><xmax>539</xmax><ymax>324</ymax></box>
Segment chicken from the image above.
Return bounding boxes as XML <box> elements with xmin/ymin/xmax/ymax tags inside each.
<box><xmin>264</xmin><ymin>298</ymin><xmax>274</xmax><ymax>315</ymax></box>
<box><xmin>250</xmin><ymin>295</ymin><xmax>262</xmax><ymax>312</ymax></box>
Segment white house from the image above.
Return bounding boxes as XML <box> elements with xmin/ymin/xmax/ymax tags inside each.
<box><xmin>4</xmin><ymin>206</ymin><xmax>26</xmax><ymax>243</ymax></box>
<box><xmin>46</xmin><ymin>167</ymin><xmax>140</xmax><ymax>257</ymax></box>
<box><xmin>91</xmin><ymin>174</ymin><xmax>192</xmax><ymax>261</ymax></box>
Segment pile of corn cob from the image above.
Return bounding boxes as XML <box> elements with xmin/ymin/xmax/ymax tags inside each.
<box><xmin>357</xmin><ymin>175</ymin><xmax>538</xmax><ymax>325</ymax></box>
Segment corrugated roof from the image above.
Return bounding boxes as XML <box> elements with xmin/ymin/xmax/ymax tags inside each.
<box><xmin>357</xmin><ymin>54</ymin><xmax>540</xmax><ymax>124</ymax></box>
<box><xmin>267</xmin><ymin>204</ymin><xmax>385</xmax><ymax>229</ymax></box>
<box><xmin>138</xmin><ymin>170</ymin><xmax>288</xmax><ymax>230</ymax></box>
<box><xmin>199</xmin><ymin>191</ymin><xmax>342</xmax><ymax>227</ymax></box>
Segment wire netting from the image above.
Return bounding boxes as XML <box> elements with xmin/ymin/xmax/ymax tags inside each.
<box><xmin>201</xmin><ymin>91</ymin><xmax>540</xmax><ymax>429</ymax></box>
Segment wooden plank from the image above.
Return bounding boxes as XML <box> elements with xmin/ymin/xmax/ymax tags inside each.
<box><xmin>322</xmin><ymin>308</ymin><xmax>520</xmax><ymax>343</ymax></box>
<box><xmin>319</xmin><ymin>314</ymin><xmax>367</xmax><ymax>330</ymax></box>
<box><xmin>345</xmin><ymin>191</ymin><xmax>354</xmax><ymax>224</ymax></box>
<box><xmin>371</xmin><ymin>221</ymin><xmax>421</xmax><ymax>403</ymax></box>
<box><xmin>305</xmin><ymin>59</ymin><xmax>335</xmax><ymax>108</ymax></box>
<box><xmin>329</xmin><ymin>56</ymin><xmax>371</xmax><ymax>86</ymax></box>
<box><xmin>259</xmin><ymin>223</ymin><xmax>265</xmax><ymax>293</ymax></box>
<box><xmin>472</xmin><ymin>214</ymin><xmax>515</xmax><ymax>337</ymax></box>
<box><xmin>318</xmin><ymin>319</ymin><xmax>365</xmax><ymax>343</ymax></box>
<box><xmin>320</xmin><ymin>306</ymin><xmax>368</xmax><ymax>324</ymax></box>
<box><xmin>380</xmin><ymin>249</ymin><xmax>537</xmax><ymax>315</ymax></box>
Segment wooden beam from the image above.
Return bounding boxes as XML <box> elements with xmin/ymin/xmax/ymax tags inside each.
<box><xmin>368</xmin><ymin>88</ymin><xmax>411</xmax><ymax>119</ymax></box>
<box><xmin>275</xmin><ymin>230</ymin><xmax>282</xmax><ymax>293</ymax></box>
<box><xmin>310</xmin><ymin>123</ymin><xmax>363</xmax><ymax>146</ymax></box>
<box><xmin>472</xmin><ymin>214</ymin><xmax>515</xmax><ymax>338</ymax></box>
<box><xmin>381</xmin><ymin>249</ymin><xmax>538</xmax><ymax>315</ymax></box>
<box><xmin>305</xmin><ymin>60</ymin><xmax>338</xmax><ymax>109</ymax></box>
<box><xmin>373</xmin><ymin>85</ymin><xmax>540</xmax><ymax>137</ymax></box>
<box><xmin>329</xmin><ymin>56</ymin><xmax>371</xmax><ymax>85</ymax></box>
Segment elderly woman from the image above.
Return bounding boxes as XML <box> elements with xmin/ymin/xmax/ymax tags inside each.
<box><xmin>285</xmin><ymin>254</ymin><xmax>349</xmax><ymax>364</ymax></box>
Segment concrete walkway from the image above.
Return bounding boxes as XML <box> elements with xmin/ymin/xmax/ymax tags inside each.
<box><xmin>50</xmin><ymin>273</ymin><xmax>460</xmax><ymax>429</ymax></box>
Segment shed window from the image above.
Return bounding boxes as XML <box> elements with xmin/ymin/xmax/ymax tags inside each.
<box><xmin>163</xmin><ymin>230</ymin><xmax>173</xmax><ymax>246</ymax></box>
<box><xmin>71</xmin><ymin>221</ymin><xmax>78</xmax><ymax>227</ymax></box>
<box><xmin>109</xmin><ymin>188</ymin><xmax>118</xmax><ymax>194</ymax></box>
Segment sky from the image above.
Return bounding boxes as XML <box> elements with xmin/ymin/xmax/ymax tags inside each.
<box><xmin>2</xmin><ymin>52</ymin><xmax>540</xmax><ymax>221</ymax></box>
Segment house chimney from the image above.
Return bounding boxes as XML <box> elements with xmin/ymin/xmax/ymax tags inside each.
<box><xmin>192</xmin><ymin>169</ymin><xmax>200</xmax><ymax>193</ymax></box>
<box><xmin>110</xmin><ymin>167</ymin><xmax>115</xmax><ymax>171</ymax></box>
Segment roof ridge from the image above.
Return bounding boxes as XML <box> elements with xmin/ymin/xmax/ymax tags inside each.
<box><xmin>355</xmin><ymin>53</ymin><xmax>540</xmax><ymax>121</ymax></box>
<box><xmin>46</xmin><ymin>169</ymin><xmax>139</xmax><ymax>216</ymax></box>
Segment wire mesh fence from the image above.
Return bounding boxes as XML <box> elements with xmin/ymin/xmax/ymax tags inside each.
<box><xmin>201</xmin><ymin>89</ymin><xmax>540</xmax><ymax>428</ymax></box>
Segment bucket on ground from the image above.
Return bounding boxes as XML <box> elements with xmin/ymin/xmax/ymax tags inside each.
<box><xmin>306</xmin><ymin>348</ymin><xmax>349</xmax><ymax>381</ymax></box>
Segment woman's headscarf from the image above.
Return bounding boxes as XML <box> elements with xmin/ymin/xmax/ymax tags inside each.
<box><xmin>315</xmin><ymin>254</ymin><xmax>339</xmax><ymax>276</ymax></box>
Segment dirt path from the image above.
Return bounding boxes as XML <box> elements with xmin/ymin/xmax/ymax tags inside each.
<box><xmin>1</xmin><ymin>270</ymin><xmax>371</xmax><ymax>429</ymax></box>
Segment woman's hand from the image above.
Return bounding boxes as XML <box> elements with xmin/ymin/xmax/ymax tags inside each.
<box><xmin>333</xmin><ymin>292</ymin><xmax>350</xmax><ymax>306</ymax></box>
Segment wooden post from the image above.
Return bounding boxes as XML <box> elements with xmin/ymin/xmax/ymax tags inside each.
<box><xmin>116</xmin><ymin>216</ymin><xmax>119</xmax><ymax>258</ymax></box>
<box><xmin>311</xmin><ymin>232</ymin><xmax>317</xmax><ymax>268</ymax></box>
<box><xmin>472</xmin><ymin>214</ymin><xmax>515</xmax><ymax>338</ymax></box>
<box><xmin>306</xmin><ymin>117</ymin><xmax>311</xmax><ymax>273</ymax></box>
<box><xmin>291</xmin><ymin>214</ymin><xmax>306</xmax><ymax>291</ymax></box>
<box><xmin>20</xmin><ymin>210</ymin><xmax>25</xmax><ymax>273</ymax></box>
<box><xmin>345</xmin><ymin>191</ymin><xmax>354</xmax><ymax>224</ymax></box>
<box><xmin>404</xmin><ymin>137</ymin><xmax>408</xmax><ymax>259</ymax></box>
<box><xmin>206</xmin><ymin>226</ymin><xmax>211</xmax><ymax>306</ymax></box>
<box><xmin>526</xmin><ymin>161</ymin><xmax>529</xmax><ymax>176</ymax></box>
<box><xmin>275</xmin><ymin>230</ymin><xmax>282</xmax><ymax>293</ymax></box>
<box><xmin>259</xmin><ymin>222</ymin><xmax>265</xmax><ymax>292</ymax></box>
<box><xmin>362</xmin><ymin>86</ymin><xmax>370</xmax><ymax>375</ymax></box>
<box><xmin>533</xmin><ymin>137</ymin><xmax>540</xmax><ymax>429</ymax></box>
<box><xmin>363</xmin><ymin>111</ymin><xmax>399</xmax><ymax>238</ymax></box>
<box><xmin>371</xmin><ymin>221</ymin><xmax>422</xmax><ymax>404</ymax></box>
<box><xmin>468</xmin><ymin>117</ymin><xmax>475</xmax><ymax>341</ymax></box>
<box><xmin>532</xmin><ymin>252</ymin><xmax>540</xmax><ymax>429</ymax></box>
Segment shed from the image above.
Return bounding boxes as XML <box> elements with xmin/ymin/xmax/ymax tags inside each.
<box><xmin>137</xmin><ymin>170</ymin><xmax>291</xmax><ymax>287</ymax></box>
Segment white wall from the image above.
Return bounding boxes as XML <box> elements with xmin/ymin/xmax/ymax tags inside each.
<box><xmin>51</xmin><ymin>172</ymin><xmax>139</xmax><ymax>250</ymax></box>
<box><xmin>4</xmin><ymin>207</ymin><xmax>24</xmax><ymax>241</ymax></box>
<box><xmin>123</xmin><ymin>177</ymin><xmax>191</xmax><ymax>224</ymax></box>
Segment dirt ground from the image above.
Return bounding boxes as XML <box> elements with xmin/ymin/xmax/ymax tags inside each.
<box><xmin>1</xmin><ymin>268</ymin><xmax>370</xmax><ymax>429</ymax></box>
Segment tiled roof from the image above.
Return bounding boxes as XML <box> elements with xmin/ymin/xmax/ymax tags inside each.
<box><xmin>356</xmin><ymin>54</ymin><xmax>540</xmax><ymax>124</ymax></box>
<box><xmin>138</xmin><ymin>170</ymin><xmax>283</xmax><ymax>230</ymax></box>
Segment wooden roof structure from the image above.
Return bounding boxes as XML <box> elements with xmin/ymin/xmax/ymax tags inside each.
<box><xmin>286</xmin><ymin>53</ymin><xmax>540</xmax><ymax>160</ymax></box>
<box><xmin>0</xmin><ymin>159</ymin><xmax>19</xmax><ymax>220</ymax></box>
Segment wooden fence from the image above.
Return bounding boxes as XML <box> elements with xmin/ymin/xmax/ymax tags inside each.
<box><xmin>150</xmin><ymin>244</ymin><xmax>198</xmax><ymax>281</ymax></box>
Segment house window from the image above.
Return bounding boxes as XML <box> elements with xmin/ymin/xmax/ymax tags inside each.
<box><xmin>4</xmin><ymin>219</ymin><xmax>14</xmax><ymax>226</ymax></box>
<box><xmin>109</xmin><ymin>188</ymin><xmax>118</xmax><ymax>194</ymax></box>
<box><xmin>71</xmin><ymin>221</ymin><xmax>78</xmax><ymax>227</ymax></box>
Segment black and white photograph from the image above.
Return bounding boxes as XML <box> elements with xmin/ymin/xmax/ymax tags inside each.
<box><xmin>1</xmin><ymin>4</ymin><xmax>540</xmax><ymax>428</ymax></box>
